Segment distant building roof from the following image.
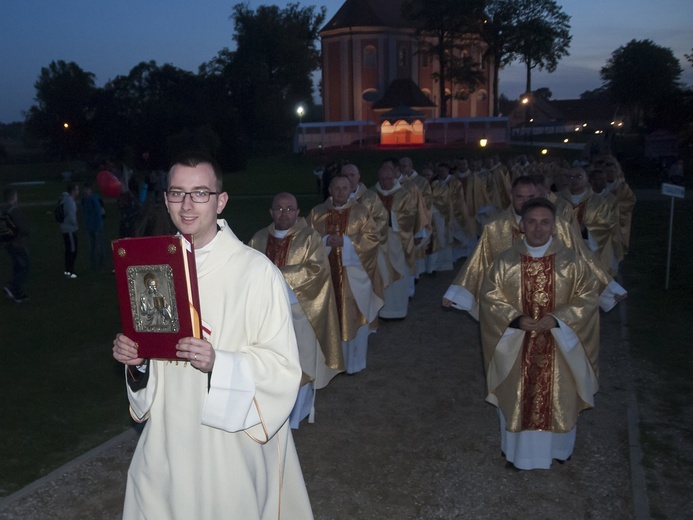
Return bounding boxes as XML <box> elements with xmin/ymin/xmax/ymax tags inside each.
<box><xmin>372</xmin><ymin>78</ymin><xmax>436</xmax><ymax>110</ymax></box>
<box><xmin>321</xmin><ymin>0</ymin><xmax>410</xmax><ymax>32</ymax></box>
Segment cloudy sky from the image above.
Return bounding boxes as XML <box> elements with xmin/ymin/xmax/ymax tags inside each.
<box><xmin>1</xmin><ymin>0</ymin><xmax>691</xmax><ymax>123</ymax></box>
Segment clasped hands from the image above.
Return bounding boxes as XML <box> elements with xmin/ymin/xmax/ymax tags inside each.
<box><xmin>517</xmin><ymin>315</ymin><xmax>558</xmax><ymax>333</ymax></box>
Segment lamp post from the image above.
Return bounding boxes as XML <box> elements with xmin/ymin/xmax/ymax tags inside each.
<box><xmin>296</xmin><ymin>104</ymin><xmax>305</xmax><ymax>123</ymax></box>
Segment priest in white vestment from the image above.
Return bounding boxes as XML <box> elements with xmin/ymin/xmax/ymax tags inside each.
<box><xmin>113</xmin><ymin>154</ymin><xmax>313</xmax><ymax>519</ymax></box>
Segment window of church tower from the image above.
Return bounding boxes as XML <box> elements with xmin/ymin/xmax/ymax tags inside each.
<box><xmin>398</xmin><ymin>47</ymin><xmax>408</xmax><ymax>68</ymax></box>
<box><xmin>364</xmin><ymin>46</ymin><xmax>377</xmax><ymax>68</ymax></box>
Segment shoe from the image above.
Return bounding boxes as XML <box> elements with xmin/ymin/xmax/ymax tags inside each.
<box><xmin>64</xmin><ymin>271</ymin><xmax>70</xmax><ymax>276</ymax></box>
<box><xmin>554</xmin><ymin>456</ymin><xmax>572</xmax><ymax>465</ymax></box>
<box><xmin>67</xmin><ymin>273</ymin><xmax>77</xmax><ymax>279</ymax></box>
<box><xmin>14</xmin><ymin>296</ymin><xmax>28</xmax><ymax>303</ymax></box>
<box><xmin>3</xmin><ymin>286</ymin><xmax>14</xmax><ymax>300</ymax></box>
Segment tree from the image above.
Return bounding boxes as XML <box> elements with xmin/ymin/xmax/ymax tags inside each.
<box><xmin>100</xmin><ymin>61</ymin><xmax>207</xmax><ymax>167</ymax></box>
<box><xmin>510</xmin><ymin>0</ymin><xmax>571</xmax><ymax>94</ymax></box>
<box><xmin>228</xmin><ymin>2</ymin><xmax>325</xmax><ymax>143</ymax></box>
<box><xmin>401</xmin><ymin>0</ymin><xmax>486</xmax><ymax>118</ymax></box>
<box><xmin>600</xmin><ymin>39</ymin><xmax>683</xmax><ymax>130</ymax></box>
<box><xmin>473</xmin><ymin>0</ymin><xmax>521</xmax><ymax>116</ymax></box>
<box><xmin>25</xmin><ymin>60</ymin><xmax>98</xmax><ymax>158</ymax></box>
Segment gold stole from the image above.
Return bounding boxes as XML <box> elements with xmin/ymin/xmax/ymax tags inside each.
<box><xmin>520</xmin><ymin>254</ymin><xmax>555</xmax><ymax>431</ymax></box>
<box><xmin>377</xmin><ymin>193</ymin><xmax>394</xmax><ymax>227</ymax></box>
<box><xmin>326</xmin><ymin>208</ymin><xmax>351</xmax><ymax>324</ymax></box>
<box><xmin>265</xmin><ymin>234</ymin><xmax>293</xmax><ymax>268</ymax></box>
<box><xmin>573</xmin><ymin>200</ymin><xmax>588</xmax><ymax>228</ymax></box>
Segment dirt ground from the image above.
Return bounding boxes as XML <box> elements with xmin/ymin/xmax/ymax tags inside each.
<box><xmin>0</xmin><ymin>265</ymin><xmax>683</xmax><ymax>519</ymax></box>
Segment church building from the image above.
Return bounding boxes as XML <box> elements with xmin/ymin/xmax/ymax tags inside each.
<box><xmin>319</xmin><ymin>0</ymin><xmax>494</xmax><ymax>125</ymax></box>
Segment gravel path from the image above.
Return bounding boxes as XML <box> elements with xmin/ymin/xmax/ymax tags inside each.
<box><xmin>0</xmin><ymin>267</ymin><xmax>643</xmax><ymax>519</ymax></box>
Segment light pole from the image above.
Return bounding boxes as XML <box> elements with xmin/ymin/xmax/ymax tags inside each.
<box><xmin>296</xmin><ymin>104</ymin><xmax>305</xmax><ymax>123</ymax></box>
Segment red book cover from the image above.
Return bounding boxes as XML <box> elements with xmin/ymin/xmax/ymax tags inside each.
<box><xmin>112</xmin><ymin>234</ymin><xmax>202</xmax><ymax>360</ymax></box>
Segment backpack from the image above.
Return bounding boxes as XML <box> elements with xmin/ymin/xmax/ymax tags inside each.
<box><xmin>54</xmin><ymin>199</ymin><xmax>65</xmax><ymax>223</ymax></box>
<box><xmin>0</xmin><ymin>210</ymin><xmax>18</xmax><ymax>242</ymax></box>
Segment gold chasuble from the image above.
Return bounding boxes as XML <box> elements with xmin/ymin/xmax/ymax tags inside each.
<box><xmin>248</xmin><ymin>218</ymin><xmax>343</xmax><ymax>373</ymax></box>
<box><xmin>373</xmin><ymin>184</ymin><xmax>419</xmax><ymax>272</ymax></box>
<box><xmin>558</xmin><ymin>188</ymin><xmax>618</xmax><ymax>276</ymax></box>
<box><xmin>451</xmin><ymin>207</ymin><xmax>613</xmax><ymax>318</ymax></box>
<box><xmin>354</xmin><ymin>183</ymin><xmax>388</xmax><ymax>248</ymax></box>
<box><xmin>480</xmin><ymin>239</ymin><xmax>601</xmax><ymax>434</ymax></box>
<box><xmin>307</xmin><ymin>199</ymin><xmax>382</xmax><ymax>341</ymax></box>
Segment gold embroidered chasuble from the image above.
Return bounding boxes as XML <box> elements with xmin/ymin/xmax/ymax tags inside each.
<box><xmin>480</xmin><ymin>239</ymin><xmax>600</xmax><ymax>433</ymax></box>
<box><xmin>558</xmin><ymin>188</ymin><xmax>618</xmax><ymax>276</ymax></box>
<box><xmin>609</xmin><ymin>180</ymin><xmax>636</xmax><ymax>254</ymax></box>
<box><xmin>248</xmin><ymin>219</ymin><xmax>344</xmax><ymax>373</ymax></box>
<box><xmin>398</xmin><ymin>175</ymin><xmax>433</xmax><ymax>260</ymax></box>
<box><xmin>445</xmin><ymin>175</ymin><xmax>477</xmax><ymax>237</ymax></box>
<box><xmin>307</xmin><ymin>199</ymin><xmax>382</xmax><ymax>341</ymax></box>
<box><xmin>479</xmin><ymin>166</ymin><xmax>512</xmax><ymax>210</ymax></box>
<box><xmin>451</xmin><ymin>207</ymin><xmax>613</xmax><ymax>316</ymax></box>
<box><xmin>456</xmin><ymin>170</ymin><xmax>491</xmax><ymax>220</ymax></box>
<box><xmin>403</xmin><ymin>173</ymin><xmax>433</xmax><ymax>260</ymax></box>
<box><xmin>430</xmin><ymin>179</ymin><xmax>456</xmax><ymax>253</ymax></box>
<box><xmin>372</xmin><ymin>184</ymin><xmax>419</xmax><ymax>272</ymax></box>
<box><xmin>354</xmin><ymin>183</ymin><xmax>388</xmax><ymax>247</ymax></box>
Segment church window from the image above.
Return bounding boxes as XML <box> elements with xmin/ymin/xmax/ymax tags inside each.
<box><xmin>364</xmin><ymin>46</ymin><xmax>377</xmax><ymax>68</ymax></box>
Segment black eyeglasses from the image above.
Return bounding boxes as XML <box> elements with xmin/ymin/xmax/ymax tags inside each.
<box><xmin>166</xmin><ymin>190</ymin><xmax>218</xmax><ymax>203</ymax></box>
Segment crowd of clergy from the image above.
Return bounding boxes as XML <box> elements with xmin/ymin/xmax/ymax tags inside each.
<box><xmin>247</xmin><ymin>151</ymin><xmax>635</xmax><ymax>468</ymax></box>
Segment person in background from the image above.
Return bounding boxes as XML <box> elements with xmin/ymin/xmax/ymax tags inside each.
<box><xmin>81</xmin><ymin>182</ymin><xmax>105</xmax><ymax>271</ymax></box>
<box><xmin>60</xmin><ymin>182</ymin><xmax>79</xmax><ymax>278</ymax></box>
<box><xmin>2</xmin><ymin>187</ymin><xmax>30</xmax><ymax>302</ymax></box>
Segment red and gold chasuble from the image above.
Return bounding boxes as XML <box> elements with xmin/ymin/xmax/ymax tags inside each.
<box><xmin>519</xmin><ymin>254</ymin><xmax>556</xmax><ymax>431</ymax></box>
<box><xmin>326</xmin><ymin>208</ymin><xmax>351</xmax><ymax>322</ymax></box>
<box><xmin>265</xmin><ymin>234</ymin><xmax>294</xmax><ymax>268</ymax></box>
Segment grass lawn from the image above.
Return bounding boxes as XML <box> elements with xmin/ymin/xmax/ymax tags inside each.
<box><xmin>0</xmin><ymin>146</ymin><xmax>690</xmax><ymax>498</ymax></box>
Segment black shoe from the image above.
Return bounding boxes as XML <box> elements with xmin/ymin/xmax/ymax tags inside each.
<box><xmin>554</xmin><ymin>456</ymin><xmax>572</xmax><ymax>465</ymax></box>
<box><xmin>505</xmin><ymin>461</ymin><xmax>522</xmax><ymax>472</ymax></box>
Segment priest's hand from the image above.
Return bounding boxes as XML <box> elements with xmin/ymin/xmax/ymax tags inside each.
<box><xmin>176</xmin><ymin>337</ymin><xmax>215</xmax><ymax>373</ymax></box>
<box><xmin>614</xmin><ymin>292</ymin><xmax>628</xmax><ymax>303</ymax></box>
<box><xmin>442</xmin><ymin>297</ymin><xmax>453</xmax><ymax>307</ymax></box>
<box><xmin>113</xmin><ymin>333</ymin><xmax>145</xmax><ymax>366</ymax></box>
<box><xmin>518</xmin><ymin>315</ymin><xmax>557</xmax><ymax>333</ymax></box>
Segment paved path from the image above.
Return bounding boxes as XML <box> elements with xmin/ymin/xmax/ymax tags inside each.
<box><xmin>0</xmin><ymin>267</ymin><xmax>642</xmax><ymax>519</ymax></box>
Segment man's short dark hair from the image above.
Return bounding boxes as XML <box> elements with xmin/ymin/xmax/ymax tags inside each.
<box><xmin>512</xmin><ymin>176</ymin><xmax>535</xmax><ymax>190</ymax></box>
<box><xmin>520</xmin><ymin>197</ymin><xmax>556</xmax><ymax>219</ymax></box>
<box><xmin>170</xmin><ymin>151</ymin><xmax>223</xmax><ymax>191</ymax></box>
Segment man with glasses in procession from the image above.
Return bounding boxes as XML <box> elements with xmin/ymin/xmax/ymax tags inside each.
<box><xmin>112</xmin><ymin>152</ymin><xmax>313</xmax><ymax>519</ymax></box>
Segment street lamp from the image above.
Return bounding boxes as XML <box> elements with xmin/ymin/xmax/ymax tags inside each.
<box><xmin>296</xmin><ymin>104</ymin><xmax>305</xmax><ymax>123</ymax></box>
<box><xmin>479</xmin><ymin>137</ymin><xmax>488</xmax><ymax>148</ymax></box>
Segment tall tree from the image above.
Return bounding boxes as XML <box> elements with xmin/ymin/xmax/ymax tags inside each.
<box><xmin>473</xmin><ymin>0</ymin><xmax>521</xmax><ymax>116</ymax></box>
<box><xmin>229</xmin><ymin>2</ymin><xmax>325</xmax><ymax>143</ymax></box>
<box><xmin>600</xmin><ymin>39</ymin><xmax>683</xmax><ymax>130</ymax></box>
<box><xmin>401</xmin><ymin>0</ymin><xmax>485</xmax><ymax>118</ymax></box>
<box><xmin>25</xmin><ymin>60</ymin><xmax>97</xmax><ymax>157</ymax></box>
<box><xmin>510</xmin><ymin>0</ymin><xmax>571</xmax><ymax>94</ymax></box>
<box><xmin>101</xmin><ymin>61</ymin><xmax>205</xmax><ymax>166</ymax></box>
